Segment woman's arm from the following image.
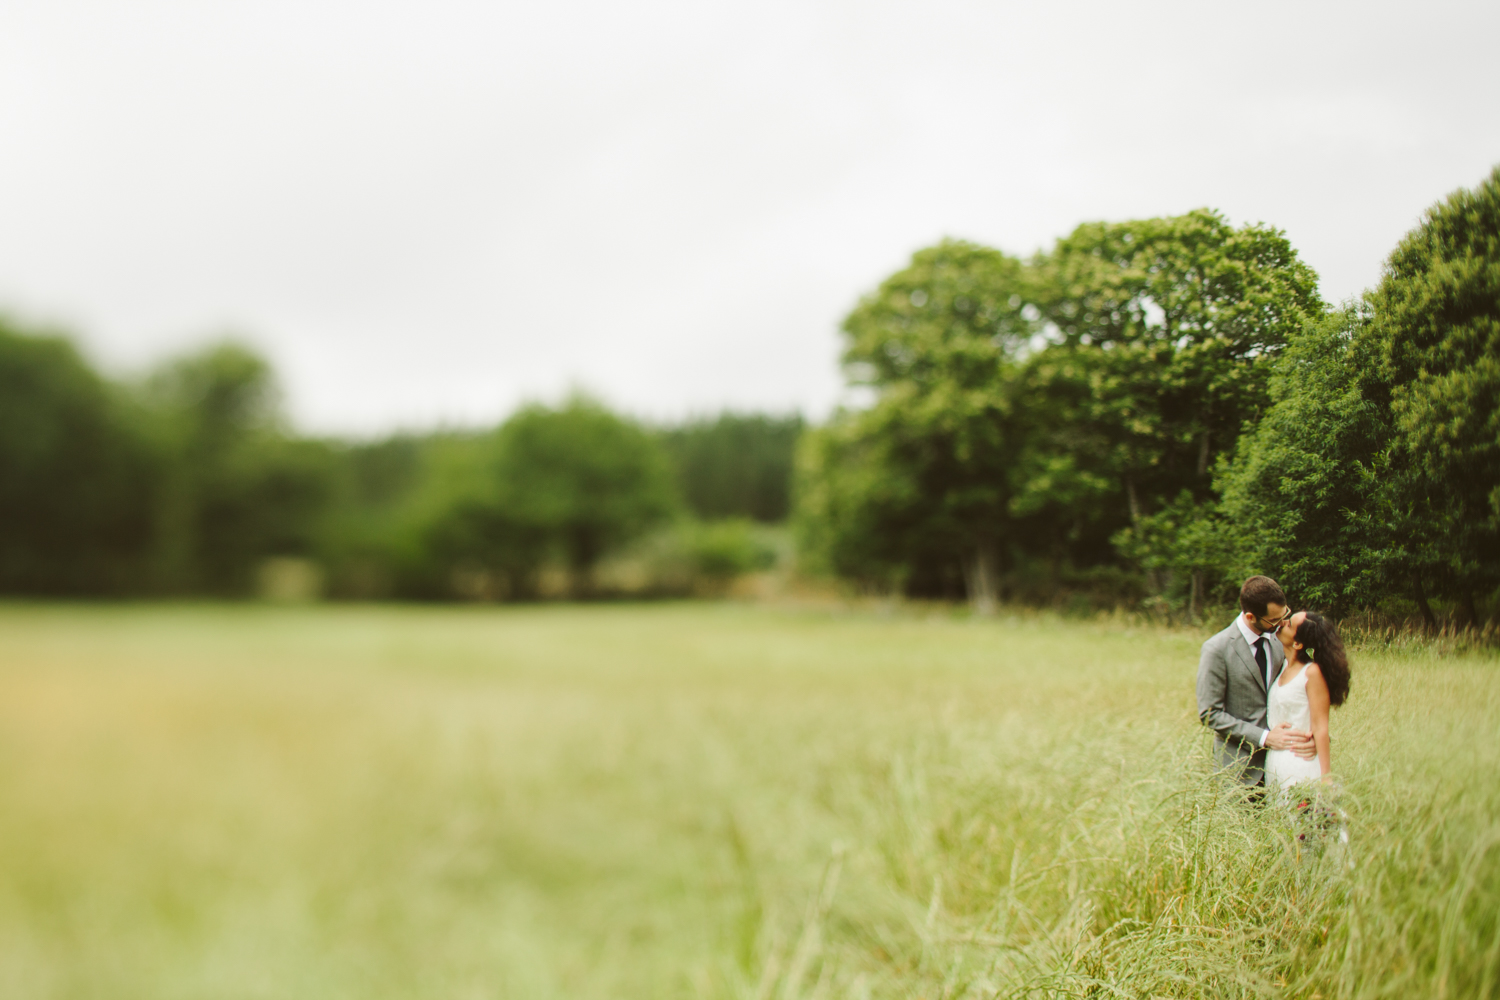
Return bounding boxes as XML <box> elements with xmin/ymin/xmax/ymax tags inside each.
<box><xmin>1305</xmin><ymin>664</ymin><xmax>1332</xmax><ymax>778</ymax></box>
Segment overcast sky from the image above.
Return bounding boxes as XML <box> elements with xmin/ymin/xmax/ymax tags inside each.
<box><xmin>2</xmin><ymin>0</ymin><xmax>1496</xmax><ymax>434</ymax></box>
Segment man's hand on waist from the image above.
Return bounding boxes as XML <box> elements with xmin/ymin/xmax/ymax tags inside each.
<box><xmin>1265</xmin><ymin>722</ymin><xmax>1315</xmax><ymax>757</ymax></box>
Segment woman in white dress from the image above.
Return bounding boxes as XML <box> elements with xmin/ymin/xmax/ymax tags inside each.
<box><xmin>1264</xmin><ymin>611</ymin><xmax>1351</xmax><ymax>792</ymax></box>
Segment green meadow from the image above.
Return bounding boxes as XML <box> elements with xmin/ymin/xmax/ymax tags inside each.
<box><xmin>0</xmin><ymin>603</ymin><xmax>1495</xmax><ymax>999</ymax></box>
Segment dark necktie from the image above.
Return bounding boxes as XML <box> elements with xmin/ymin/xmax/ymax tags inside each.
<box><xmin>1254</xmin><ymin>636</ymin><xmax>1269</xmax><ymax>686</ymax></box>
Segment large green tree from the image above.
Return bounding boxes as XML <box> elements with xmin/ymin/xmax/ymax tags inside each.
<box><xmin>1197</xmin><ymin>167</ymin><xmax>1500</xmax><ymax>627</ymax></box>
<box><xmin>424</xmin><ymin>397</ymin><xmax>679</xmax><ymax>599</ymax></box>
<box><xmin>1216</xmin><ymin>304</ymin><xmax>1399</xmax><ymax>617</ymax></box>
<box><xmin>796</xmin><ymin>240</ymin><xmax>1033</xmax><ymax>602</ymax></box>
<box><xmin>1369</xmin><ymin>165</ymin><xmax>1500</xmax><ymax>623</ymax></box>
<box><xmin>0</xmin><ymin>321</ymin><xmax>157</xmax><ymax>594</ymax></box>
<box><xmin>496</xmin><ymin>398</ymin><xmax>677</xmax><ymax>592</ymax></box>
<box><xmin>1028</xmin><ymin>210</ymin><xmax>1324</xmax><ymax>554</ymax></box>
<box><xmin>143</xmin><ymin>343</ymin><xmax>334</xmax><ymax>594</ymax></box>
<box><xmin>798</xmin><ymin>215</ymin><xmax>1323</xmax><ymax>607</ymax></box>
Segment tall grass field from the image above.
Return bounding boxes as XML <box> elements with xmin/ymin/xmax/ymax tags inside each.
<box><xmin>0</xmin><ymin>603</ymin><xmax>1495</xmax><ymax>998</ymax></box>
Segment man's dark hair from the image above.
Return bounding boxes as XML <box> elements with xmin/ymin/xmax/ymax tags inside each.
<box><xmin>1239</xmin><ymin>575</ymin><xmax>1286</xmax><ymax>617</ymax></box>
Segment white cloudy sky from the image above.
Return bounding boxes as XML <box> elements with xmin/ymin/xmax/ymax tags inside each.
<box><xmin>2</xmin><ymin>0</ymin><xmax>1496</xmax><ymax>434</ymax></box>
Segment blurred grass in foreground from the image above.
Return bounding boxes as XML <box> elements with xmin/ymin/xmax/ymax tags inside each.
<box><xmin>0</xmin><ymin>603</ymin><xmax>1495</xmax><ymax>998</ymax></box>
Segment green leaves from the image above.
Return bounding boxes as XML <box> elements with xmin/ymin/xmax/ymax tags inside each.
<box><xmin>1371</xmin><ymin>166</ymin><xmax>1500</xmax><ymax>613</ymax></box>
<box><xmin>1217</xmin><ymin>305</ymin><xmax>1393</xmax><ymax>614</ymax></box>
<box><xmin>657</xmin><ymin>413</ymin><xmax>803</xmax><ymax>523</ymax></box>
<box><xmin>799</xmin><ymin>210</ymin><xmax>1324</xmax><ymax>606</ymax></box>
<box><xmin>842</xmin><ymin>239</ymin><xmax>1033</xmax><ymax>391</ymax></box>
<box><xmin>0</xmin><ymin>321</ymin><xmax>159</xmax><ymax>594</ymax></box>
<box><xmin>1033</xmin><ymin>209</ymin><xmax>1321</xmax><ymax>354</ymax></box>
<box><xmin>410</xmin><ymin>397</ymin><xmax>681</xmax><ymax>599</ymax></box>
<box><xmin>1218</xmin><ymin>166</ymin><xmax>1500</xmax><ymax>621</ymax></box>
<box><xmin>141</xmin><ymin>341</ymin><xmax>334</xmax><ymax>594</ymax></box>
<box><xmin>800</xmin><ymin>243</ymin><xmax>1033</xmax><ymax>597</ymax></box>
<box><xmin>492</xmin><ymin>397</ymin><xmax>679</xmax><ymax>578</ymax></box>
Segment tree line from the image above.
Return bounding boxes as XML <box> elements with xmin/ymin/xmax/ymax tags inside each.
<box><xmin>0</xmin><ymin>330</ymin><xmax>800</xmax><ymax>599</ymax></box>
<box><xmin>5</xmin><ymin>166</ymin><xmax>1494</xmax><ymax>619</ymax></box>
<box><xmin>795</xmin><ymin>166</ymin><xmax>1500</xmax><ymax>626</ymax></box>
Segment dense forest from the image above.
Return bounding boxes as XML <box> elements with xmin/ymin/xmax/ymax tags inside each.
<box><xmin>0</xmin><ymin>331</ymin><xmax>797</xmax><ymax>599</ymax></box>
<box><xmin>797</xmin><ymin>166</ymin><xmax>1500</xmax><ymax>626</ymax></box>
<box><xmin>3</xmin><ymin>166</ymin><xmax>1496</xmax><ymax>623</ymax></box>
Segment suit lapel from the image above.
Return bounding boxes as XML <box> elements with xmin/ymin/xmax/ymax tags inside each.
<box><xmin>1230</xmin><ymin>633</ymin><xmax>1267</xmax><ymax>695</ymax></box>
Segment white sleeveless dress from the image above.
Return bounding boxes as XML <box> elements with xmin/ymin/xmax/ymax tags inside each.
<box><xmin>1264</xmin><ymin>666</ymin><xmax>1324</xmax><ymax>789</ymax></box>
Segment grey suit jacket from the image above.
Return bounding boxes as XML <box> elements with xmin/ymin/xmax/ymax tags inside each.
<box><xmin>1196</xmin><ymin>620</ymin><xmax>1285</xmax><ymax>785</ymax></box>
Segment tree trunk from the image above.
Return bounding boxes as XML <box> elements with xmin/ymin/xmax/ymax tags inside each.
<box><xmin>1412</xmin><ymin>572</ymin><xmax>1438</xmax><ymax>633</ymax></box>
<box><xmin>1458</xmin><ymin>590</ymin><xmax>1482</xmax><ymax>629</ymax></box>
<box><xmin>150</xmin><ymin>473</ymin><xmax>196</xmax><ymax>593</ymax></box>
<box><xmin>964</xmin><ymin>544</ymin><xmax>998</xmax><ymax>617</ymax></box>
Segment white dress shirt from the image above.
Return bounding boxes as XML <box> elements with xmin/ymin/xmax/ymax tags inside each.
<box><xmin>1234</xmin><ymin>615</ymin><xmax>1275</xmax><ymax>746</ymax></box>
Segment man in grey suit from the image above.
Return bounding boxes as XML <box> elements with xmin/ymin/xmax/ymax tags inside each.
<box><xmin>1196</xmin><ymin>575</ymin><xmax>1316</xmax><ymax>786</ymax></box>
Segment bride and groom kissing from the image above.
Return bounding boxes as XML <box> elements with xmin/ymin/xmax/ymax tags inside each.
<box><xmin>1196</xmin><ymin>575</ymin><xmax>1352</xmax><ymax>795</ymax></box>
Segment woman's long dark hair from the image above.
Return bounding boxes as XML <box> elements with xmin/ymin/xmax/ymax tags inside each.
<box><xmin>1294</xmin><ymin>612</ymin><xmax>1351</xmax><ymax>706</ymax></box>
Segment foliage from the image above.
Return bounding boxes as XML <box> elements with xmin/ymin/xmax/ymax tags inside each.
<box><xmin>1016</xmin><ymin>211</ymin><xmax>1323</xmax><ymax>581</ymax></box>
<box><xmin>797</xmin><ymin>215</ymin><xmax>1324</xmax><ymax>607</ymax></box>
<box><xmin>141</xmin><ymin>342</ymin><xmax>336</xmax><ymax>595</ymax></box>
<box><xmin>0</xmin><ymin>330</ymin><xmax>336</xmax><ymax>599</ymax></box>
<box><xmin>591</xmin><ymin>518</ymin><xmax>783</xmax><ymax>597</ymax></box>
<box><xmin>488</xmin><ymin>397</ymin><xmax>679</xmax><ymax>591</ymax></box>
<box><xmin>839</xmin><ymin>239</ymin><xmax>1032</xmax><ymax>388</ymax></box>
<box><xmin>318</xmin><ymin>432</ymin><xmax>504</xmax><ymax>600</ymax></box>
<box><xmin>657</xmin><ymin>412</ymin><xmax>803</xmax><ymax>522</ymax></box>
<box><xmin>0</xmin><ymin>323</ymin><xmax>775</xmax><ymax>601</ymax></box>
<box><xmin>0</xmin><ymin>320</ymin><xmax>157</xmax><ymax>594</ymax></box>
<box><xmin>1218</xmin><ymin>168</ymin><xmax>1500</xmax><ymax>624</ymax></box>
<box><xmin>1216</xmin><ymin>305</ymin><xmax>1400</xmax><ymax>616</ymax></box>
<box><xmin>315</xmin><ymin>435</ymin><xmax>426</xmax><ymax>597</ymax></box>
<box><xmin>7</xmin><ymin>168</ymin><xmax>1498</xmax><ymax>618</ymax></box>
<box><xmin>796</xmin><ymin>183</ymin><xmax>1500</xmax><ymax>626</ymax></box>
<box><xmin>318</xmin><ymin>401</ymin><xmax>681</xmax><ymax>601</ymax></box>
<box><xmin>1369</xmin><ymin>165</ymin><xmax>1500</xmax><ymax>620</ymax></box>
<box><xmin>1111</xmin><ymin>490</ymin><xmax>1240</xmax><ymax>615</ymax></box>
<box><xmin>797</xmin><ymin>240</ymin><xmax>1034</xmax><ymax>598</ymax></box>
<box><xmin>679</xmin><ymin>518</ymin><xmax>778</xmax><ymax>580</ymax></box>
<box><xmin>795</xmin><ymin>404</ymin><xmax>929</xmax><ymax>592</ymax></box>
